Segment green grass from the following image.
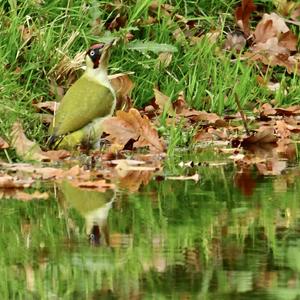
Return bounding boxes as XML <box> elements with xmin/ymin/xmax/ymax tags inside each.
<box><xmin>1</xmin><ymin>0</ymin><xmax>300</xmax><ymax>157</ymax></box>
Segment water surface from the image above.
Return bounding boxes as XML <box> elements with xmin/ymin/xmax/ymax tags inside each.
<box><xmin>1</xmin><ymin>151</ymin><xmax>300</xmax><ymax>299</ymax></box>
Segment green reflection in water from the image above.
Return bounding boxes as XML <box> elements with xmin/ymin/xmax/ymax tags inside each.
<box><xmin>1</xmin><ymin>158</ymin><xmax>300</xmax><ymax>299</ymax></box>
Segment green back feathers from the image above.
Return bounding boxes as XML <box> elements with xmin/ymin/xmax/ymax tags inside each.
<box><xmin>60</xmin><ymin>180</ymin><xmax>114</xmax><ymax>216</ymax></box>
<box><xmin>52</xmin><ymin>75</ymin><xmax>115</xmax><ymax>136</ymax></box>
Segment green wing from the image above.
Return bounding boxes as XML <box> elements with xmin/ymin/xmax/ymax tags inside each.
<box><xmin>53</xmin><ymin>76</ymin><xmax>115</xmax><ymax>136</ymax></box>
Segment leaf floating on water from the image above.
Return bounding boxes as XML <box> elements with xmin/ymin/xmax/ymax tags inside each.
<box><xmin>0</xmin><ymin>175</ymin><xmax>34</xmax><ymax>189</ymax></box>
<box><xmin>166</xmin><ymin>174</ymin><xmax>200</xmax><ymax>182</ymax></box>
<box><xmin>127</xmin><ymin>40</ymin><xmax>177</xmax><ymax>53</ymax></box>
<box><xmin>115</xmin><ymin>160</ymin><xmax>157</xmax><ymax>176</ymax></box>
<box><xmin>229</xmin><ymin>153</ymin><xmax>246</xmax><ymax>161</ymax></box>
<box><xmin>69</xmin><ymin>180</ymin><xmax>115</xmax><ymax>192</ymax></box>
<box><xmin>178</xmin><ymin>161</ymin><xmax>195</xmax><ymax>168</ymax></box>
<box><xmin>234</xmin><ymin>168</ymin><xmax>257</xmax><ymax>196</ymax></box>
<box><xmin>118</xmin><ymin>170</ymin><xmax>154</xmax><ymax>192</ymax></box>
<box><xmin>0</xmin><ymin>190</ymin><xmax>49</xmax><ymax>201</ymax></box>
<box><xmin>256</xmin><ymin>159</ymin><xmax>287</xmax><ymax>176</ymax></box>
<box><xmin>111</xmin><ymin>159</ymin><xmax>146</xmax><ymax>166</ymax></box>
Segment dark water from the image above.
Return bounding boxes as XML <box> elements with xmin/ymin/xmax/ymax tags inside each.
<box><xmin>1</xmin><ymin>152</ymin><xmax>300</xmax><ymax>299</ymax></box>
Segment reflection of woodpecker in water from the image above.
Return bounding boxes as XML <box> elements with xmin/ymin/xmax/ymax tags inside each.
<box><xmin>87</xmin><ymin>196</ymin><xmax>115</xmax><ymax>246</ymax></box>
<box><xmin>59</xmin><ymin>180</ymin><xmax>115</xmax><ymax>246</ymax></box>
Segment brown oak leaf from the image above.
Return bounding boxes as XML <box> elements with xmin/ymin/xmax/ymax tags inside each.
<box><xmin>103</xmin><ymin>108</ymin><xmax>165</xmax><ymax>153</ymax></box>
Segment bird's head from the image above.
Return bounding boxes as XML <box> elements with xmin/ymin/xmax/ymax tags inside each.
<box><xmin>85</xmin><ymin>41</ymin><xmax>113</xmax><ymax>71</ymax></box>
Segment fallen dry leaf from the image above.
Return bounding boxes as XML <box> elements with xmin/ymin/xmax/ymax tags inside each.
<box><xmin>244</xmin><ymin>52</ymin><xmax>300</xmax><ymax>74</ymax></box>
<box><xmin>254</xmin><ymin>13</ymin><xmax>290</xmax><ymax>44</ymax></box>
<box><xmin>10</xmin><ymin>122</ymin><xmax>50</xmax><ymax>161</ymax></box>
<box><xmin>279</xmin><ymin>31</ymin><xmax>298</xmax><ymax>51</ymax></box>
<box><xmin>0</xmin><ymin>190</ymin><xmax>49</xmax><ymax>201</ymax></box>
<box><xmin>276</xmin><ymin>138</ymin><xmax>296</xmax><ymax>160</ymax></box>
<box><xmin>19</xmin><ymin>25</ymin><xmax>35</xmax><ymax>44</ymax></box>
<box><xmin>54</xmin><ymin>49</ymin><xmax>85</xmax><ymax>82</ymax></box>
<box><xmin>111</xmin><ymin>159</ymin><xmax>146</xmax><ymax>166</ymax></box>
<box><xmin>0</xmin><ymin>175</ymin><xmax>34</xmax><ymax>189</ymax></box>
<box><xmin>103</xmin><ymin>108</ymin><xmax>165</xmax><ymax>153</ymax></box>
<box><xmin>38</xmin><ymin>113</ymin><xmax>54</xmax><ymax>125</ymax></box>
<box><xmin>235</xmin><ymin>0</ymin><xmax>256</xmax><ymax>36</ymax></box>
<box><xmin>172</xmin><ymin>91</ymin><xmax>187</xmax><ymax>113</ymax></box>
<box><xmin>193</xmin><ymin>129</ymin><xmax>216</xmax><ymax>142</ymax></box>
<box><xmin>276</xmin><ymin>120</ymin><xmax>291</xmax><ymax>138</ymax></box>
<box><xmin>179</xmin><ymin>109</ymin><xmax>221</xmax><ymax>124</ymax></box>
<box><xmin>109</xmin><ymin>73</ymin><xmax>134</xmax><ymax>111</ymax></box>
<box><xmin>252</xmin><ymin>37</ymin><xmax>290</xmax><ymax>55</ymax></box>
<box><xmin>42</xmin><ymin>150</ymin><xmax>70</xmax><ymax>161</ymax></box>
<box><xmin>171</xmin><ymin>92</ymin><xmax>222</xmax><ymax>124</ymax></box>
<box><xmin>241</xmin><ymin>127</ymin><xmax>278</xmax><ymax>146</ymax></box>
<box><xmin>275</xmin><ymin>105</ymin><xmax>300</xmax><ymax>116</ymax></box>
<box><xmin>158</xmin><ymin>52</ymin><xmax>173</xmax><ymax>68</ymax></box>
<box><xmin>153</xmin><ymin>88</ymin><xmax>174</xmax><ymax>115</ymax></box>
<box><xmin>244</xmin><ymin>12</ymin><xmax>299</xmax><ymax>73</ymax></box>
<box><xmin>10</xmin><ymin>122</ymin><xmax>69</xmax><ymax>162</ymax></box>
<box><xmin>0</xmin><ymin>163</ymin><xmax>94</xmax><ymax>181</ymax></box>
<box><xmin>258</xmin><ymin>103</ymin><xmax>277</xmax><ymax>117</ymax></box>
<box><xmin>32</xmin><ymin>101</ymin><xmax>59</xmax><ymax>113</ymax></box>
<box><xmin>49</xmin><ymin>80</ymin><xmax>65</xmax><ymax>100</ymax></box>
<box><xmin>229</xmin><ymin>153</ymin><xmax>246</xmax><ymax>161</ymax></box>
<box><xmin>149</xmin><ymin>1</ymin><xmax>174</xmax><ymax>16</ymax></box>
<box><xmin>107</xmin><ymin>13</ymin><xmax>127</xmax><ymax>31</ymax></box>
<box><xmin>0</xmin><ymin>137</ymin><xmax>9</xmax><ymax>149</ymax></box>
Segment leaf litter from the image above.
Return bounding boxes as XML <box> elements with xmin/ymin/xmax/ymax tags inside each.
<box><xmin>3</xmin><ymin>0</ymin><xmax>300</xmax><ymax>201</ymax></box>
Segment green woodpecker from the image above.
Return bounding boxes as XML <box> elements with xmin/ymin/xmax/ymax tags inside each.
<box><xmin>49</xmin><ymin>42</ymin><xmax>116</xmax><ymax>149</ymax></box>
<box><xmin>60</xmin><ymin>180</ymin><xmax>115</xmax><ymax>246</ymax></box>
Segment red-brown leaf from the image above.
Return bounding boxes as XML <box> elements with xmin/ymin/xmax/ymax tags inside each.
<box><xmin>0</xmin><ymin>137</ymin><xmax>9</xmax><ymax>149</ymax></box>
<box><xmin>103</xmin><ymin>108</ymin><xmax>165</xmax><ymax>153</ymax></box>
<box><xmin>241</xmin><ymin>127</ymin><xmax>278</xmax><ymax>146</ymax></box>
<box><xmin>235</xmin><ymin>0</ymin><xmax>256</xmax><ymax>36</ymax></box>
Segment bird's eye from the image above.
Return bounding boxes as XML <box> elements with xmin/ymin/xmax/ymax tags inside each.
<box><xmin>90</xmin><ymin>50</ymin><xmax>95</xmax><ymax>56</ymax></box>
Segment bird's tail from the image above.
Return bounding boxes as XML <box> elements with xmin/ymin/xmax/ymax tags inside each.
<box><xmin>47</xmin><ymin>135</ymin><xmax>63</xmax><ymax>149</ymax></box>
